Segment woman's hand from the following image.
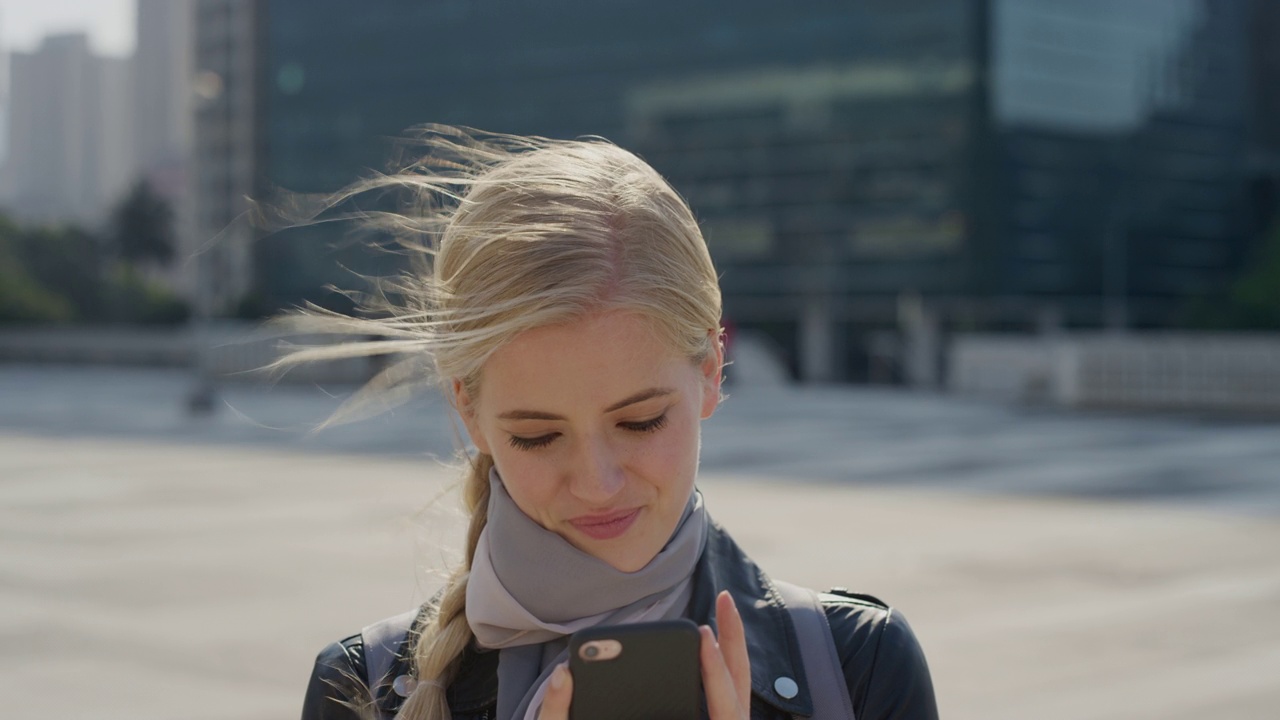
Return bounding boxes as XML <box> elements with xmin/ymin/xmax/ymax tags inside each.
<box><xmin>538</xmin><ymin>663</ymin><xmax>574</xmax><ymax>720</ymax></box>
<box><xmin>701</xmin><ymin>590</ymin><xmax>752</xmax><ymax>719</ymax></box>
<box><xmin>538</xmin><ymin>591</ymin><xmax>752</xmax><ymax>720</ymax></box>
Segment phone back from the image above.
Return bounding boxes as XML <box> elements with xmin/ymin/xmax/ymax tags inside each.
<box><xmin>568</xmin><ymin>620</ymin><xmax>701</xmax><ymax>720</ymax></box>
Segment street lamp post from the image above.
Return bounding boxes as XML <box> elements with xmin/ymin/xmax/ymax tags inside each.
<box><xmin>186</xmin><ymin>240</ymin><xmax>218</xmax><ymax>415</ymax></box>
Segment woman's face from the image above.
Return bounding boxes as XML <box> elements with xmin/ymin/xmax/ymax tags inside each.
<box><xmin>455</xmin><ymin>310</ymin><xmax>721</xmax><ymax>572</ymax></box>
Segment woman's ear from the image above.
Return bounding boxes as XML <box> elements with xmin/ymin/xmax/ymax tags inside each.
<box><xmin>698</xmin><ymin>331</ymin><xmax>725</xmax><ymax>420</ymax></box>
<box><xmin>451</xmin><ymin>378</ymin><xmax>492</xmax><ymax>455</ymax></box>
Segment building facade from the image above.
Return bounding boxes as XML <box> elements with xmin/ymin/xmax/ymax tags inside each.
<box><xmin>248</xmin><ymin>0</ymin><xmax>1278</xmax><ymax>381</ymax></box>
<box><xmin>987</xmin><ymin>0</ymin><xmax>1257</xmax><ymax>328</ymax></box>
<box><xmin>128</xmin><ymin>0</ymin><xmax>200</xmax><ymax>297</ymax></box>
<box><xmin>134</xmin><ymin>0</ymin><xmax>195</xmax><ymax>183</ymax></box>
<box><xmin>191</xmin><ymin>0</ymin><xmax>262</xmax><ymax>313</ymax></box>
<box><xmin>1</xmin><ymin>33</ymin><xmax>134</xmax><ymax>226</ymax></box>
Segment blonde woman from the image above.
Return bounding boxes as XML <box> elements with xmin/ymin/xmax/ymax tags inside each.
<box><xmin>296</xmin><ymin>128</ymin><xmax>937</xmax><ymax>720</ymax></box>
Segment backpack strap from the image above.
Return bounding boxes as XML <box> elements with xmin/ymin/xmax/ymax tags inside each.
<box><xmin>774</xmin><ymin>580</ymin><xmax>857</xmax><ymax>720</ymax></box>
<box><xmin>361</xmin><ymin>608</ymin><xmax>419</xmax><ymax>708</ymax></box>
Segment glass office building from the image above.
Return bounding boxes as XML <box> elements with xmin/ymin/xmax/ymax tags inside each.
<box><xmin>989</xmin><ymin>0</ymin><xmax>1256</xmax><ymax>327</ymax></box>
<box><xmin>253</xmin><ymin>0</ymin><xmax>1275</xmax><ymax>379</ymax></box>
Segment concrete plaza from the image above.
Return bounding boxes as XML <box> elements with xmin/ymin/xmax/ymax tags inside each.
<box><xmin>1</xmin><ymin>366</ymin><xmax>1279</xmax><ymax>719</ymax></box>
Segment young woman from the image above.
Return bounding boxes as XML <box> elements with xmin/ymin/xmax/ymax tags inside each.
<box><xmin>295</xmin><ymin>129</ymin><xmax>937</xmax><ymax>720</ymax></box>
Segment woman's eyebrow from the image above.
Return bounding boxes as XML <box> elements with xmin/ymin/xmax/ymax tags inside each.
<box><xmin>497</xmin><ymin>409</ymin><xmax>564</xmax><ymax>421</ymax></box>
<box><xmin>496</xmin><ymin>387</ymin><xmax>675</xmax><ymax>421</ymax></box>
<box><xmin>604</xmin><ymin>387</ymin><xmax>675</xmax><ymax>413</ymax></box>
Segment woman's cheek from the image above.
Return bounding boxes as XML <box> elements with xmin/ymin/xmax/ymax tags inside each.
<box><xmin>493</xmin><ymin>453</ymin><xmax>557</xmax><ymax>517</ymax></box>
<box><xmin>639</xmin><ymin>416</ymin><xmax>699</xmax><ymax>481</ymax></box>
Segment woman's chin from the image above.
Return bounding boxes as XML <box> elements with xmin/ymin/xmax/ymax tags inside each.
<box><xmin>600</xmin><ymin>550</ymin><xmax>658</xmax><ymax>574</ymax></box>
<box><xmin>572</xmin><ymin>533</ymin><xmax>661</xmax><ymax>574</ymax></box>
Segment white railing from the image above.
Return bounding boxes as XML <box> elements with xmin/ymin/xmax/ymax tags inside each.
<box><xmin>949</xmin><ymin>333</ymin><xmax>1280</xmax><ymax>412</ymax></box>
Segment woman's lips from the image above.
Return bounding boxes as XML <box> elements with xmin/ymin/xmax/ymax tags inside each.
<box><xmin>568</xmin><ymin>508</ymin><xmax>641</xmax><ymax>540</ymax></box>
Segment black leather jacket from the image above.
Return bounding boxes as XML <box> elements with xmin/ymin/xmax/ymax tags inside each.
<box><xmin>302</xmin><ymin>518</ymin><xmax>938</xmax><ymax>720</ymax></box>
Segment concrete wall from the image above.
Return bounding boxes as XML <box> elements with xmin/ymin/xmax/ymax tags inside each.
<box><xmin>949</xmin><ymin>333</ymin><xmax>1280</xmax><ymax>413</ymax></box>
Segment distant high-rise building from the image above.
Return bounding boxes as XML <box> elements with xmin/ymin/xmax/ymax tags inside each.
<box><xmin>1</xmin><ymin>33</ymin><xmax>133</xmax><ymax>226</ymax></box>
<box><xmin>190</xmin><ymin>0</ymin><xmax>261</xmax><ymax>313</ymax></box>
<box><xmin>134</xmin><ymin>0</ymin><xmax>194</xmax><ymax>184</ymax></box>
<box><xmin>1</xmin><ymin>13</ymin><xmax>9</xmax><ymax>168</ymax></box>
<box><xmin>132</xmin><ymin>0</ymin><xmax>197</xmax><ymax>296</ymax></box>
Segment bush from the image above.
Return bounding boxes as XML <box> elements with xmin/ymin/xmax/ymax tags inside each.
<box><xmin>1228</xmin><ymin>226</ymin><xmax>1280</xmax><ymax>329</ymax></box>
<box><xmin>101</xmin><ymin>266</ymin><xmax>191</xmax><ymax>325</ymax></box>
<box><xmin>0</xmin><ymin>262</ymin><xmax>76</xmax><ymax>323</ymax></box>
<box><xmin>10</xmin><ymin>223</ymin><xmax>106</xmax><ymax>321</ymax></box>
<box><xmin>1184</xmin><ymin>220</ymin><xmax>1280</xmax><ymax>330</ymax></box>
<box><xmin>231</xmin><ymin>291</ymin><xmax>272</xmax><ymax>320</ymax></box>
<box><xmin>0</xmin><ymin>218</ymin><xmax>78</xmax><ymax>323</ymax></box>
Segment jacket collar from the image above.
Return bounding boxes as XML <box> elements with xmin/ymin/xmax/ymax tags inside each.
<box><xmin>388</xmin><ymin>512</ymin><xmax>813</xmax><ymax>717</ymax></box>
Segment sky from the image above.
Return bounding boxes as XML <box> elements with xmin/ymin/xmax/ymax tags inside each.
<box><xmin>1</xmin><ymin>0</ymin><xmax>135</xmax><ymax>57</ymax></box>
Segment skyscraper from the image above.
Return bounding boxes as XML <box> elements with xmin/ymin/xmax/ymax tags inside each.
<box><xmin>134</xmin><ymin>0</ymin><xmax>194</xmax><ymax>184</ymax></box>
<box><xmin>128</xmin><ymin>0</ymin><xmax>196</xmax><ymax>296</ymax></box>
<box><xmin>190</xmin><ymin>0</ymin><xmax>260</xmax><ymax>312</ymax></box>
<box><xmin>1</xmin><ymin>33</ymin><xmax>133</xmax><ymax>226</ymax></box>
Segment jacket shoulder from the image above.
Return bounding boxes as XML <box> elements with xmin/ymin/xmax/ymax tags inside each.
<box><xmin>300</xmin><ymin>635</ymin><xmax>372</xmax><ymax>720</ymax></box>
<box><xmin>301</xmin><ymin>600</ymin><xmax>450</xmax><ymax>720</ymax></box>
<box><xmin>822</xmin><ymin>586</ymin><xmax>889</xmax><ymax>608</ymax></box>
<box><xmin>819</xmin><ymin>589</ymin><xmax>939</xmax><ymax>720</ymax></box>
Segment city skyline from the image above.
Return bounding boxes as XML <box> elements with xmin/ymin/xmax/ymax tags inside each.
<box><xmin>0</xmin><ymin>0</ymin><xmax>134</xmax><ymax>57</ymax></box>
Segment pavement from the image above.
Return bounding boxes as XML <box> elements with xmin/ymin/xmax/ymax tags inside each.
<box><xmin>1</xmin><ymin>365</ymin><xmax>1279</xmax><ymax>719</ymax></box>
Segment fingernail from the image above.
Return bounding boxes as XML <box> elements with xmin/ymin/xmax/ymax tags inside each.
<box><xmin>551</xmin><ymin>665</ymin><xmax>567</xmax><ymax>690</ymax></box>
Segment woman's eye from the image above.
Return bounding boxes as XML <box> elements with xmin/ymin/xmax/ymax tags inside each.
<box><xmin>509</xmin><ymin>433</ymin><xmax>558</xmax><ymax>450</ymax></box>
<box><xmin>620</xmin><ymin>413</ymin><xmax>669</xmax><ymax>434</ymax></box>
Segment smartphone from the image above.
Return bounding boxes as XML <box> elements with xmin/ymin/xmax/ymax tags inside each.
<box><xmin>567</xmin><ymin>619</ymin><xmax>701</xmax><ymax>720</ymax></box>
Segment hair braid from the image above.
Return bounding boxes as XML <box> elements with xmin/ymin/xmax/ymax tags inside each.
<box><xmin>396</xmin><ymin>453</ymin><xmax>494</xmax><ymax>720</ymax></box>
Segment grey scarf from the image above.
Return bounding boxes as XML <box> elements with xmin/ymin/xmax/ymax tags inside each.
<box><xmin>466</xmin><ymin>468</ymin><xmax>707</xmax><ymax>720</ymax></box>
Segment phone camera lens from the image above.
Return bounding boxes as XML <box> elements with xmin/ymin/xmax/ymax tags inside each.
<box><xmin>584</xmin><ymin>644</ymin><xmax>600</xmax><ymax>659</ymax></box>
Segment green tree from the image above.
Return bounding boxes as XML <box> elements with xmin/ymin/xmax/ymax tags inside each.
<box><xmin>101</xmin><ymin>264</ymin><xmax>191</xmax><ymax>324</ymax></box>
<box><xmin>1228</xmin><ymin>220</ymin><xmax>1280</xmax><ymax>329</ymax></box>
<box><xmin>15</xmin><ymin>223</ymin><xmax>106</xmax><ymax>321</ymax></box>
<box><xmin>0</xmin><ymin>215</ymin><xmax>75</xmax><ymax>323</ymax></box>
<box><xmin>108</xmin><ymin>179</ymin><xmax>175</xmax><ymax>268</ymax></box>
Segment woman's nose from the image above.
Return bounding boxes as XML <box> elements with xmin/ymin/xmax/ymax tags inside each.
<box><xmin>568</xmin><ymin>435</ymin><xmax>626</xmax><ymax>504</ymax></box>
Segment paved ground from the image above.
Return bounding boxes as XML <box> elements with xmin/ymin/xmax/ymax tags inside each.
<box><xmin>2</xmin><ymin>365</ymin><xmax>1279</xmax><ymax>719</ymax></box>
<box><xmin>3</xmin><ymin>365</ymin><xmax>1279</xmax><ymax>514</ymax></box>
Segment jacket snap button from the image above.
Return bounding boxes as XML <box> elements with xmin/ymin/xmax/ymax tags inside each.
<box><xmin>774</xmin><ymin>676</ymin><xmax>799</xmax><ymax>699</ymax></box>
<box><xmin>392</xmin><ymin>674</ymin><xmax>418</xmax><ymax>697</ymax></box>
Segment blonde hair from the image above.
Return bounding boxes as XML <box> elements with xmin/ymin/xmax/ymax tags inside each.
<box><xmin>276</xmin><ymin>126</ymin><xmax>721</xmax><ymax>720</ymax></box>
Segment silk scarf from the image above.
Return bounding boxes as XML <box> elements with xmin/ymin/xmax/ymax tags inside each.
<box><xmin>466</xmin><ymin>468</ymin><xmax>707</xmax><ymax>720</ymax></box>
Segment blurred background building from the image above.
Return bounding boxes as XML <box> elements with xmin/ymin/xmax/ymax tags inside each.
<box><xmin>133</xmin><ymin>0</ymin><xmax>192</xmax><ymax>190</ymax></box>
<box><xmin>190</xmin><ymin>0</ymin><xmax>259</xmax><ymax>314</ymax></box>
<box><xmin>0</xmin><ymin>2</ymin><xmax>192</xmax><ymax>228</ymax></box>
<box><xmin>242</xmin><ymin>0</ymin><xmax>1280</xmax><ymax>383</ymax></box>
<box><xmin>134</xmin><ymin>0</ymin><xmax>195</xmax><ymax>295</ymax></box>
<box><xmin>2</xmin><ymin>32</ymin><xmax>132</xmax><ymax>225</ymax></box>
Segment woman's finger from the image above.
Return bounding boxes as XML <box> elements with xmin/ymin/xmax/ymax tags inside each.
<box><xmin>537</xmin><ymin>664</ymin><xmax>573</xmax><ymax>720</ymax></box>
<box><xmin>700</xmin><ymin>624</ymin><xmax>747</xmax><ymax>719</ymax></box>
<box><xmin>715</xmin><ymin>590</ymin><xmax>752</xmax><ymax>709</ymax></box>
